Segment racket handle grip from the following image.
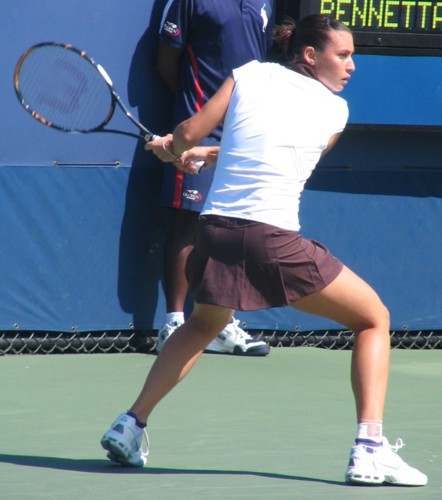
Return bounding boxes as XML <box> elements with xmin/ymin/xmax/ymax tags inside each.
<box><xmin>194</xmin><ymin>161</ymin><xmax>206</xmax><ymax>175</ymax></box>
<box><xmin>147</xmin><ymin>135</ymin><xmax>206</xmax><ymax>174</ymax></box>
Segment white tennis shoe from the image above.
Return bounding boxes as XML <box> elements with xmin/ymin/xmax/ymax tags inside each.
<box><xmin>204</xmin><ymin>317</ymin><xmax>270</xmax><ymax>356</ymax></box>
<box><xmin>156</xmin><ymin>319</ymin><xmax>184</xmax><ymax>353</ymax></box>
<box><xmin>101</xmin><ymin>412</ymin><xmax>149</xmax><ymax>467</ymax></box>
<box><xmin>157</xmin><ymin>317</ymin><xmax>270</xmax><ymax>356</ymax></box>
<box><xmin>345</xmin><ymin>437</ymin><xmax>427</xmax><ymax>486</ymax></box>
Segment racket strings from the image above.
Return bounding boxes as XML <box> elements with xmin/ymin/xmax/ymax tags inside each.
<box><xmin>17</xmin><ymin>46</ymin><xmax>113</xmax><ymax>132</ymax></box>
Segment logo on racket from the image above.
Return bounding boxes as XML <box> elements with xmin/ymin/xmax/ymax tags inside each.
<box><xmin>14</xmin><ymin>42</ymin><xmax>159</xmax><ymax>142</ymax></box>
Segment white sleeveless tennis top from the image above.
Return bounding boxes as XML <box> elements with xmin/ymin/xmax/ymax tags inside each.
<box><xmin>201</xmin><ymin>61</ymin><xmax>349</xmax><ymax>231</ymax></box>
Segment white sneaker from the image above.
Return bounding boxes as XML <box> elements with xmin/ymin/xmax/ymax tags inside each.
<box><xmin>101</xmin><ymin>413</ymin><xmax>149</xmax><ymax>467</ymax></box>
<box><xmin>204</xmin><ymin>317</ymin><xmax>270</xmax><ymax>356</ymax></box>
<box><xmin>156</xmin><ymin>319</ymin><xmax>184</xmax><ymax>353</ymax></box>
<box><xmin>345</xmin><ymin>437</ymin><xmax>428</xmax><ymax>486</ymax></box>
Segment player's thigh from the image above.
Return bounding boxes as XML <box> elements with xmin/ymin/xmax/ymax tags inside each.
<box><xmin>290</xmin><ymin>265</ymin><xmax>389</xmax><ymax>331</ymax></box>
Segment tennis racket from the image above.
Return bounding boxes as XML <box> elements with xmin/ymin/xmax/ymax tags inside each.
<box><xmin>14</xmin><ymin>42</ymin><xmax>159</xmax><ymax>141</ymax></box>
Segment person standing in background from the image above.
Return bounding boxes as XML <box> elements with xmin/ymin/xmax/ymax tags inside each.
<box><xmin>155</xmin><ymin>0</ymin><xmax>274</xmax><ymax>356</ymax></box>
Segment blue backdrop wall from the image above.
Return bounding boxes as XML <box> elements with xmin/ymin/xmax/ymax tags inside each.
<box><xmin>1</xmin><ymin>1</ymin><xmax>441</xmax><ymax>333</ymax></box>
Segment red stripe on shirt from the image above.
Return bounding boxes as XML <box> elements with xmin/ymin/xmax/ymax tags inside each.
<box><xmin>172</xmin><ymin>169</ymin><xmax>183</xmax><ymax>208</ymax></box>
<box><xmin>186</xmin><ymin>45</ymin><xmax>205</xmax><ymax>111</ymax></box>
<box><xmin>172</xmin><ymin>45</ymin><xmax>204</xmax><ymax>208</ymax></box>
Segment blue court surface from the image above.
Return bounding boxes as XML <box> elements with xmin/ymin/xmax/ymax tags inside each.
<box><xmin>0</xmin><ymin>348</ymin><xmax>440</xmax><ymax>499</ymax></box>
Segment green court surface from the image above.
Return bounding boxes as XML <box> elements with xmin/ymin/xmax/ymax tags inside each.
<box><xmin>0</xmin><ymin>348</ymin><xmax>441</xmax><ymax>499</ymax></box>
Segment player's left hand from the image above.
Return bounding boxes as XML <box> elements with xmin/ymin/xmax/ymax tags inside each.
<box><xmin>180</xmin><ymin>146</ymin><xmax>219</xmax><ymax>174</ymax></box>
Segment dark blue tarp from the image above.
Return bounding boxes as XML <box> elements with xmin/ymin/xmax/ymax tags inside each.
<box><xmin>1</xmin><ymin>1</ymin><xmax>441</xmax><ymax>332</ymax></box>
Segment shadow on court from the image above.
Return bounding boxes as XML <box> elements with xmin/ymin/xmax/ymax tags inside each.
<box><xmin>0</xmin><ymin>453</ymin><xmax>344</xmax><ymax>485</ymax></box>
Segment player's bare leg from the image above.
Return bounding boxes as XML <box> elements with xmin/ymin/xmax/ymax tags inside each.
<box><xmin>290</xmin><ymin>265</ymin><xmax>390</xmax><ymax>423</ymax></box>
<box><xmin>163</xmin><ymin>209</ymin><xmax>199</xmax><ymax>312</ymax></box>
<box><xmin>131</xmin><ymin>304</ymin><xmax>234</xmax><ymax>422</ymax></box>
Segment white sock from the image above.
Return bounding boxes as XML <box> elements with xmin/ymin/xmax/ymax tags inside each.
<box><xmin>357</xmin><ymin>421</ymin><xmax>383</xmax><ymax>444</ymax></box>
<box><xmin>166</xmin><ymin>312</ymin><xmax>184</xmax><ymax>324</ymax></box>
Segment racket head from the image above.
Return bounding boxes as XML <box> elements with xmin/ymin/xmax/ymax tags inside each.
<box><xmin>14</xmin><ymin>42</ymin><xmax>115</xmax><ymax>134</ymax></box>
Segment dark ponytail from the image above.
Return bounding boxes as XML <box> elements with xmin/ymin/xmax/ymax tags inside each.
<box><xmin>270</xmin><ymin>14</ymin><xmax>351</xmax><ymax>65</ymax></box>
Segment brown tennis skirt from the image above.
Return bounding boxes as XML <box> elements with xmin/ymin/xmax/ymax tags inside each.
<box><xmin>186</xmin><ymin>215</ymin><xmax>344</xmax><ymax>311</ymax></box>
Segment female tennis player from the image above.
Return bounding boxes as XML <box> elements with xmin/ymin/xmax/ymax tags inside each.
<box><xmin>101</xmin><ymin>14</ymin><xmax>427</xmax><ymax>486</ymax></box>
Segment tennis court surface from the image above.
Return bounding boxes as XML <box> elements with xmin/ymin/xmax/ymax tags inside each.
<box><xmin>1</xmin><ymin>348</ymin><xmax>440</xmax><ymax>499</ymax></box>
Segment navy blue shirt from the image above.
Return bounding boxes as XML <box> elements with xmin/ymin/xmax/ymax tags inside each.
<box><xmin>159</xmin><ymin>0</ymin><xmax>274</xmax><ymax>140</ymax></box>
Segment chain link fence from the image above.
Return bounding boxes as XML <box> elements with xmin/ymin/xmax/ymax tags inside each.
<box><xmin>1</xmin><ymin>328</ymin><xmax>440</xmax><ymax>355</ymax></box>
